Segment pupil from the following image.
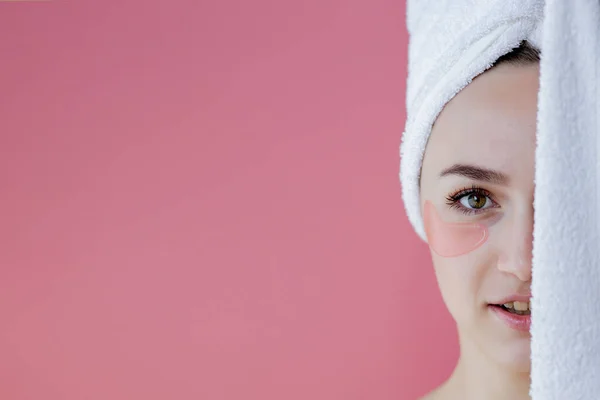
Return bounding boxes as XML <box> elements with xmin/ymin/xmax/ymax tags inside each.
<box><xmin>468</xmin><ymin>194</ymin><xmax>485</xmax><ymax>209</ymax></box>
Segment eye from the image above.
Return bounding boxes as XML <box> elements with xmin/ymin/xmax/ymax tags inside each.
<box><xmin>459</xmin><ymin>193</ymin><xmax>493</xmax><ymax>210</ymax></box>
<box><xmin>445</xmin><ymin>186</ymin><xmax>498</xmax><ymax>215</ymax></box>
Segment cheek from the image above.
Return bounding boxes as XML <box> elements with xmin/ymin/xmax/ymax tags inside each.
<box><xmin>431</xmin><ymin>251</ymin><xmax>488</xmax><ymax>330</ymax></box>
<box><xmin>423</xmin><ymin>201</ymin><xmax>489</xmax><ymax>257</ymax></box>
<box><xmin>430</xmin><ymin>253</ymin><xmax>475</xmax><ymax>323</ymax></box>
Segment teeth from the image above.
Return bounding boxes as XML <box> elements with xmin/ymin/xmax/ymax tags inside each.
<box><xmin>500</xmin><ymin>300</ymin><xmax>532</xmax><ymax>314</ymax></box>
<box><xmin>514</xmin><ymin>301</ymin><xmax>529</xmax><ymax>311</ymax></box>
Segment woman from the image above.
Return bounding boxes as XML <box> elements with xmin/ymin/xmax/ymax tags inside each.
<box><xmin>400</xmin><ymin>0</ymin><xmax>600</xmax><ymax>398</ymax></box>
<box><xmin>417</xmin><ymin>41</ymin><xmax>540</xmax><ymax>400</ymax></box>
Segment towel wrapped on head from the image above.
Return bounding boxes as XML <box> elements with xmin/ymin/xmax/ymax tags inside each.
<box><xmin>400</xmin><ymin>0</ymin><xmax>544</xmax><ymax>241</ymax></box>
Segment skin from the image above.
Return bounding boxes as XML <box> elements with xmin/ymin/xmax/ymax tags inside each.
<box><xmin>419</xmin><ymin>62</ymin><xmax>540</xmax><ymax>400</ymax></box>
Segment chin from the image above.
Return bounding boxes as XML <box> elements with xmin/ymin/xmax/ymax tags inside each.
<box><xmin>490</xmin><ymin>336</ymin><xmax>531</xmax><ymax>373</ymax></box>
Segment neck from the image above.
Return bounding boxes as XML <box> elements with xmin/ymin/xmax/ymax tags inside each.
<box><xmin>446</xmin><ymin>336</ymin><xmax>531</xmax><ymax>400</ymax></box>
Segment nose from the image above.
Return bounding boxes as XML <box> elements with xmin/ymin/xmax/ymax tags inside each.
<box><xmin>496</xmin><ymin>206</ymin><xmax>534</xmax><ymax>282</ymax></box>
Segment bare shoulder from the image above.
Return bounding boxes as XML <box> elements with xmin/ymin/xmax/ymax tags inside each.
<box><xmin>418</xmin><ymin>387</ymin><xmax>440</xmax><ymax>400</ymax></box>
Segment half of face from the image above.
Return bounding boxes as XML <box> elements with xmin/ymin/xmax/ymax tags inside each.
<box><xmin>419</xmin><ymin>62</ymin><xmax>539</xmax><ymax>371</ymax></box>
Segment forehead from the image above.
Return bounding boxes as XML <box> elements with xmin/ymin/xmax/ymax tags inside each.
<box><xmin>424</xmin><ymin>64</ymin><xmax>539</xmax><ymax>175</ymax></box>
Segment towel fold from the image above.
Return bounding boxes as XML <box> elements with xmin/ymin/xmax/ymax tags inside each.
<box><xmin>530</xmin><ymin>0</ymin><xmax>600</xmax><ymax>398</ymax></box>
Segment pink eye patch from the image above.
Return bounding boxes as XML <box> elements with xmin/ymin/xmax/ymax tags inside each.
<box><xmin>423</xmin><ymin>200</ymin><xmax>489</xmax><ymax>257</ymax></box>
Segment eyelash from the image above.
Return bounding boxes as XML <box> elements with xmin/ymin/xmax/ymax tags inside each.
<box><xmin>444</xmin><ymin>185</ymin><xmax>497</xmax><ymax>215</ymax></box>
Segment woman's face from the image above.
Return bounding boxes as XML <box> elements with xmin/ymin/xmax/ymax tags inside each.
<box><xmin>419</xmin><ymin>62</ymin><xmax>540</xmax><ymax>372</ymax></box>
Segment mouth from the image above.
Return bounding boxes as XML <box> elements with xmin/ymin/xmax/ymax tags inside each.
<box><xmin>488</xmin><ymin>300</ymin><xmax>532</xmax><ymax>332</ymax></box>
<box><xmin>493</xmin><ymin>301</ymin><xmax>531</xmax><ymax>316</ymax></box>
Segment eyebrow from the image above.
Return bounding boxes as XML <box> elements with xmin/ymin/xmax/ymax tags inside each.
<box><xmin>439</xmin><ymin>163</ymin><xmax>510</xmax><ymax>185</ymax></box>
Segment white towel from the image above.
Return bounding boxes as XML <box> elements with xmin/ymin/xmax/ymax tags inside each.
<box><xmin>530</xmin><ymin>0</ymin><xmax>600</xmax><ymax>399</ymax></box>
<box><xmin>400</xmin><ymin>0</ymin><xmax>600</xmax><ymax>398</ymax></box>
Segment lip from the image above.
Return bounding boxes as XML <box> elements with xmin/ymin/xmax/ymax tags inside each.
<box><xmin>489</xmin><ymin>305</ymin><xmax>531</xmax><ymax>332</ymax></box>
<box><xmin>488</xmin><ymin>295</ymin><xmax>532</xmax><ymax>332</ymax></box>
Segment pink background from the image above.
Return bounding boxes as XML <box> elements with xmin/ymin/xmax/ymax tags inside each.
<box><xmin>0</xmin><ymin>1</ymin><xmax>457</xmax><ymax>399</ymax></box>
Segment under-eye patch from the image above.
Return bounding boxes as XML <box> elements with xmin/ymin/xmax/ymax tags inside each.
<box><xmin>423</xmin><ymin>200</ymin><xmax>489</xmax><ymax>257</ymax></box>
